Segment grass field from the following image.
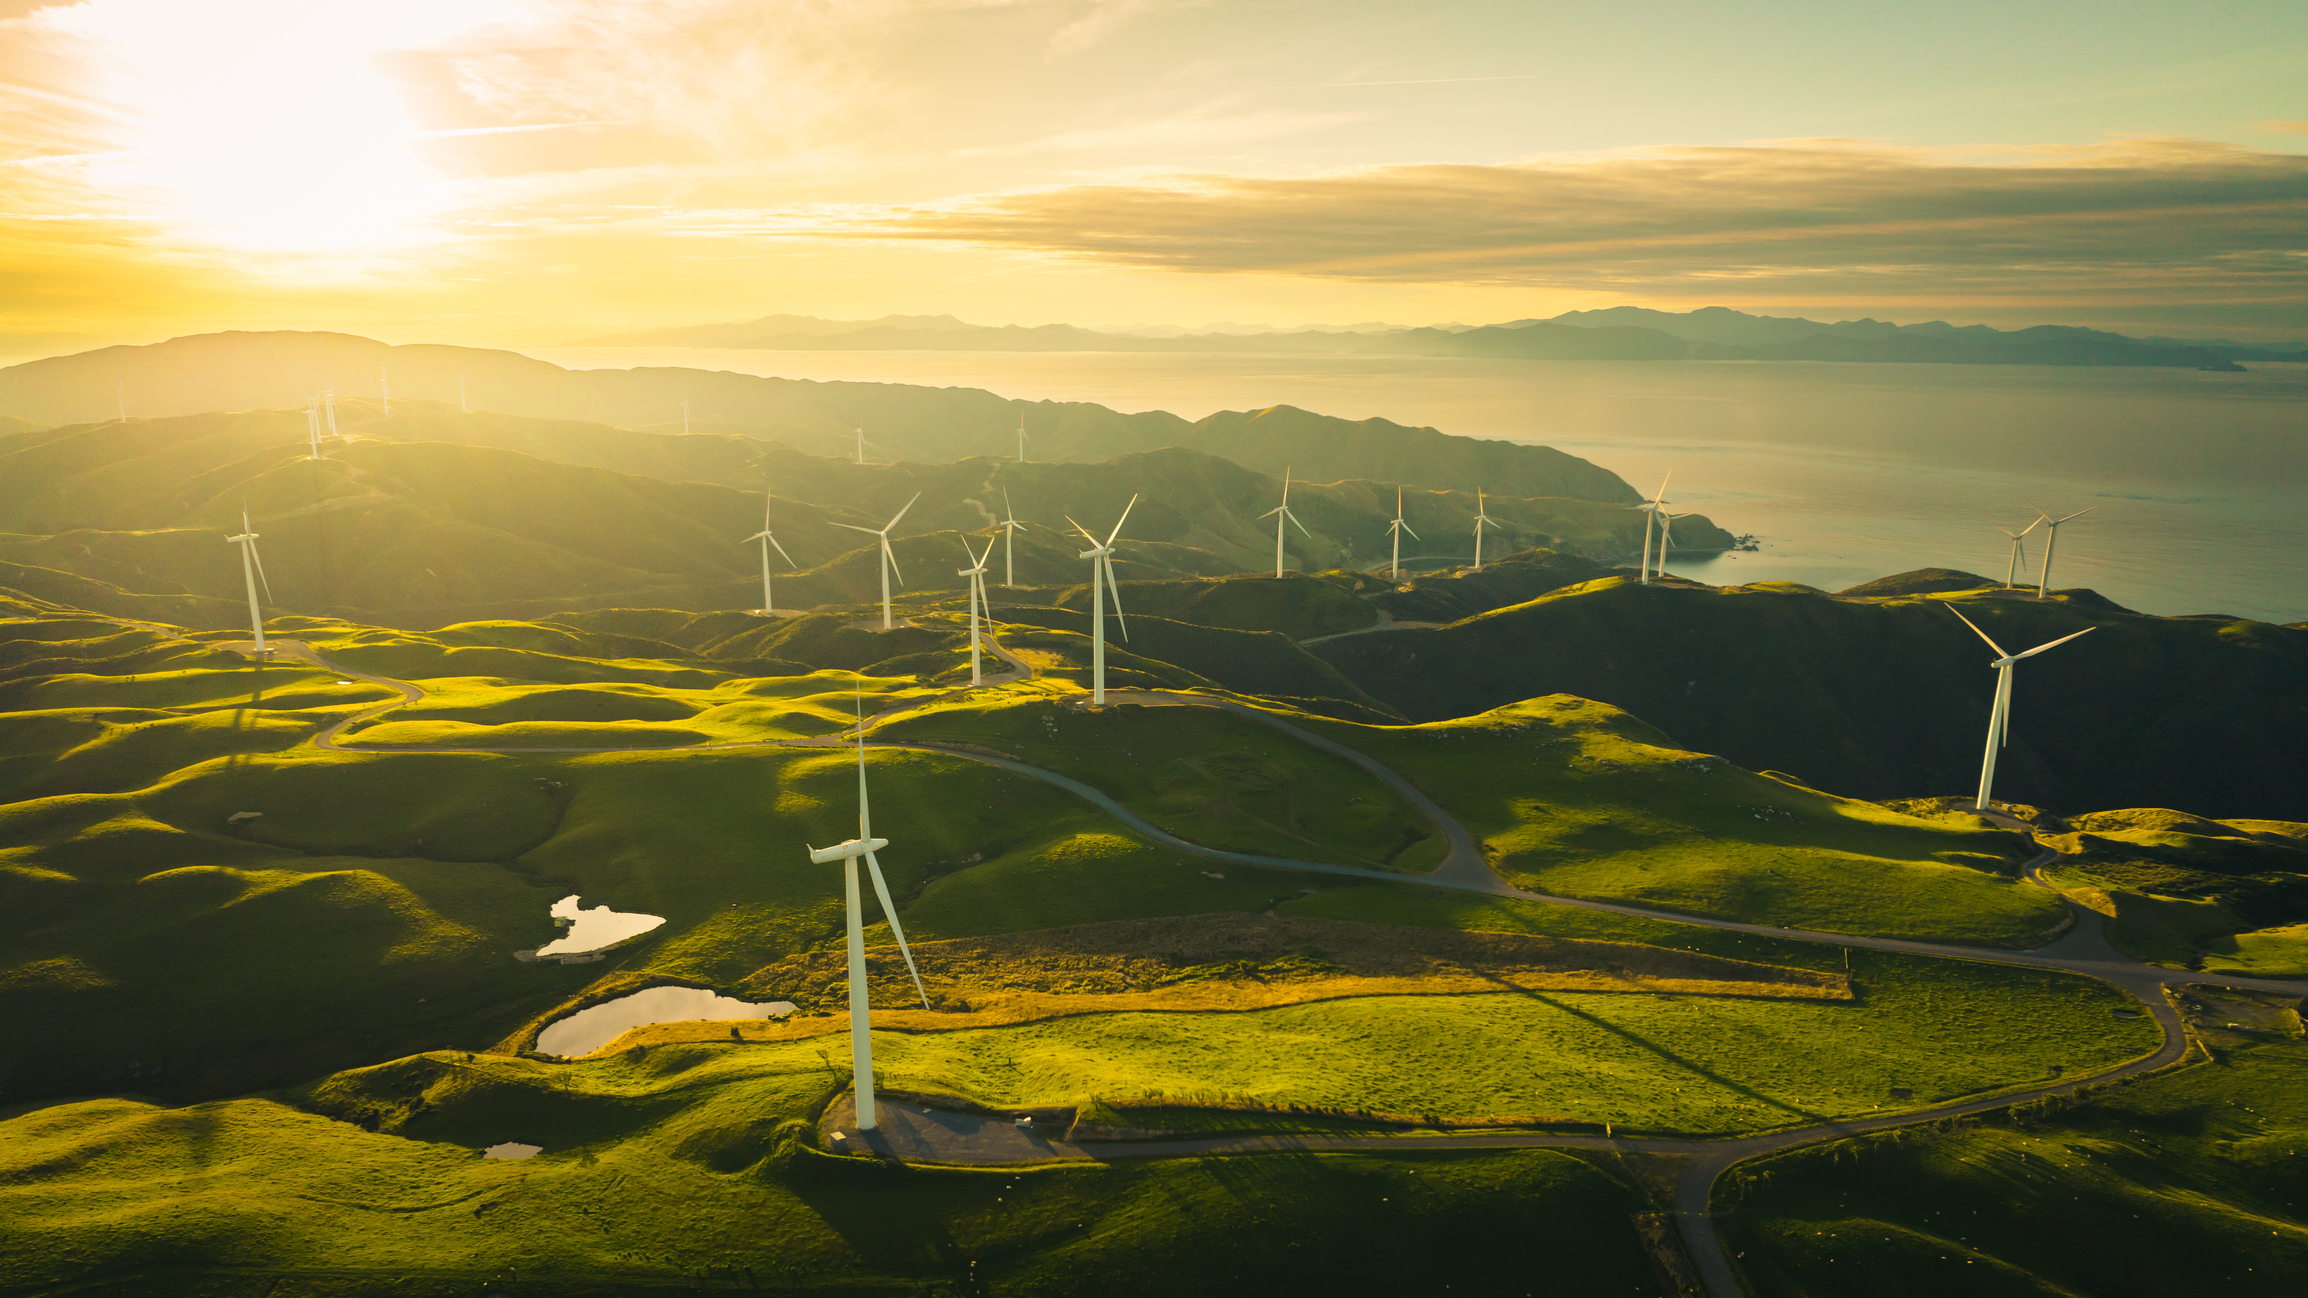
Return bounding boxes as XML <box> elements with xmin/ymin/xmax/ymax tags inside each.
<box><xmin>1279</xmin><ymin>694</ymin><xmax>2063</xmax><ymax>944</ymax></box>
<box><xmin>879</xmin><ymin>690</ymin><xmax>1449</xmax><ymax>872</ymax></box>
<box><xmin>343</xmin><ymin>670</ymin><xmax>924</xmax><ymax>747</ymax></box>
<box><xmin>1715</xmin><ymin>1010</ymin><xmax>2308</xmax><ymax>1296</ymax></box>
<box><xmin>0</xmin><ymin>1048</ymin><xmax>1664</xmax><ymax>1297</ymax></box>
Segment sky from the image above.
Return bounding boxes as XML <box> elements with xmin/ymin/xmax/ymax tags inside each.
<box><xmin>2</xmin><ymin>0</ymin><xmax>2304</xmax><ymax>347</ymax></box>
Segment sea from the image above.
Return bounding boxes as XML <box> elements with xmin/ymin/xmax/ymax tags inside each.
<box><xmin>522</xmin><ymin>348</ymin><xmax>2308</xmax><ymax>625</ymax></box>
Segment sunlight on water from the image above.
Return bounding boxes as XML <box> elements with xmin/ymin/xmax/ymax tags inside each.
<box><xmin>536</xmin><ymin>894</ymin><xmax>665</xmax><ymax>957</ymax></box>
<box><xmin>536</xmin><ymin>985</ymin><xmax>795</xmax><ymax>1058</ymax></box>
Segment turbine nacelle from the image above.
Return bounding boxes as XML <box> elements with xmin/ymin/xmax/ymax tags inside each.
<box><xmin>808</xmin><ymin>837</ymin><xmax>891</xmax><ymax>865</ymax></box>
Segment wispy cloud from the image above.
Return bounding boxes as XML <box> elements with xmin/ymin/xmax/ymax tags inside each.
<box><xmin>766</xmin><ymin>139</ymin><xmax>2308</xmax><ymax>304</ymax></box>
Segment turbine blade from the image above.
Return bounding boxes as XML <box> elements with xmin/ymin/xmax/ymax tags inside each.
<box><xmin>1288</xmin><ymin>508</ymin><xmax>1312</xmax><ymax>539</ymax></box>
<box><xmin>884</xmin><ymin>492</ymin><xmax>921</xmax><ymax>532</ymax></box>
<box><xmin>250</xmin><ymin>543</ymin><xmax>273</xmax><ymax>602</ymax></box>
<box><xmin>1105</xmin><ymin>556</ymin><xmax>1129</xmax><ymax>641</ymax></box>
<box><xmin>1945</xmin><ymin>605</ymin><xmax>2010</xmax><ymax>658</ymax></box>
<box><xmin>1065</xmin><ymin>514</ymin><xmax>1096</xmax><ymax>544</ymax></box>
<box><xmin>2014</xmin><ymin>626</ymin><xmax>2097</xmax><ymax>659</ymax></box>
<box><xmin>2056</xmin><ymin>506</ymin><xmax>2098</xmax><ymax>524</ymax></box>
<box><xmin>770</xmin><ymin>535</ymin><xmax>796</xmax><ymax>569</ymax></box>
<box><xmin>831</xmin><ymin>522</ymin><xmax>879</xmax><ymax>535</ymax></box>
<box><xmin>1402</xmin><ymin>522</ymin><xmax>1420</xmax><ymax>540</ymax></box>
<box><xmin>882</xmin><ymin>538</ymin><xmax>905</xmax><ymax>587</ymax></box>
<box><xmin>862</xmin><ymin>851</ymin><xmax>930</xmax><ymax>1009</ymax></box>
<box><xmin>763</xmin><ymin>492</ymin><xmax>773</xmax><ymax>530</ymax></box>
<box><xmin>1259</xmin><ymin>506</ymin><xmax>1284</xmax><ymax>519</ymax></box>
<box><xmin>1105</xmin><ymin>493</ymin><xmax>1138</xmax><ymax>547</ymax></box>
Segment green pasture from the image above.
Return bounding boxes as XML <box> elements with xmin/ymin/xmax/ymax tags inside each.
<box><xmin>1716</xmin><ymin>1030</ymin><xmax>2308</xmax><ymax>1296</ymax></box>
<box><xmin>0</xmin><ymin>1050</ymin><xmax>1660</xmax><ymax>1298</ymax></box>
<box><xmin>343</xmin><ymin>671</ymin><xmax>924</xmax><ymax>748</ymax></box>
<box><xmin>1284</xmin><ymin>694</ymin><xmax>2064</xmax><ymax>944</ymax></box>
<box><xmin>2038</xmin><ymin>809</ymin><xmax>2308</xmax><ymax>977</ymax></box>
<box><xmin>879</xmin><ymin>691</ymin><xmax>1448</xmax><ymax>872</ymax></box>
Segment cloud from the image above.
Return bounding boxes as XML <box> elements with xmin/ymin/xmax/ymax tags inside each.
<box><xmin>2259</xmin><ymin>120</ymin><xmax>2308</xmax><ymax>135</ymax></box>
<box><xmin>769</xmin><ymin>138</ymin><xmax>2308</xmax><ymax>303</ymax></box>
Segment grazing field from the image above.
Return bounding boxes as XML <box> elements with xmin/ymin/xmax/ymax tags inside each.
<box><xmin>341</xmin><ymin>670</ymin><xmax>919</xmax><ymax>747</ymax></box>
<box><xmin>0</xmin><ymin>1049</ymin><xmax>1663</xmax><ymax>1298</ymax></box>
<box><xmin>879</xmin><ymin>691</ymin><xmax>1450</xmax><ymax>872</ymax></box>
<box><xmin>2037</xmin><ymin>809</ymin><xmax>2308</xmax><ymax>978</ymax></box>
<box><xmin>1715</xmin><ymin>1008</ymin><xmax>2308</xmax><ymax>1296</ymax></box>
<box><xmin>1287</xmin><ymin>694</ymin><xmax>2065</xmax><ymax>944</ymax></box>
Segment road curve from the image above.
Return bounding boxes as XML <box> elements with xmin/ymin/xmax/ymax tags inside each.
<box><xmin>223</xmin><ymin>635</ymin><xmax>2308</xmax><ymax>1298</ymax></box>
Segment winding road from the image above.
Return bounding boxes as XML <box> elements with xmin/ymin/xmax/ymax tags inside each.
<box><xmin>225</xmin><ymin>630</ymin><xmax>2308</xmax><ymax>1298</ymax></box>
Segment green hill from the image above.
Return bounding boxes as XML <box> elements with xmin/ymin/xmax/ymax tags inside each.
<box><xmin>1313</xmin><ymin>578</ymin><xmax>2308</xmax><ymax>820</ymax></box>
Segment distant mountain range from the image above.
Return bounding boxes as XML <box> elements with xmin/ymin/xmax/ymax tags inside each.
<box><xmin>582</xmin><ymin>308</ymin><xmax>2308</xmax><ymax>370</ymax></box>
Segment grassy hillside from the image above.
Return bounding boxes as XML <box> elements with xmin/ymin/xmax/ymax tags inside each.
<box><xmin>0</xmin><ymin>1066</ymin><xmax>1663</xmax><ymax>1298</ymax></box>
<box><xmin>1314</xmin><ymin>578</ymin><xmax>2308</xmax><ymax>820</ymax></box>
<box><xmin>1717</xmin><ymin>1004</ymin><xmax>2308</xmax><ymax>1296</ymax></box>
<box><xmin>2037</xmin><ymin>808</ymin><xmax>2308</xmax><ymax>977</ymax></box>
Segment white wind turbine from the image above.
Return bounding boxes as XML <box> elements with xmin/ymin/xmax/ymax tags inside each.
<box><xmin>305</xmin><ymin>396</ymin><xmax>323</xmax><ymax>460</ymax></box>
<box><xmin>1947</xmin><ymin>606</ymin><xmax>2095</xmax><ymax>812</ymax></box>
<box><xmin>1261</xmin><ymin>469</ymin><xmax>1312</xmax><ymax>577</ymax></box>
<box><xmin>804</xmin><ymin>685</ymin><xmax>932</xmax><ymax>1134</ymax></box>
<box><xmin>998</xmin><ymin>489</ymin><xmax>1028</xmax><ymax>588</ymax></box>
<box><xmin>1470</xmin><ymin>488</ymin><xmax>1503</xmax><ymax>570</ymax></box>
<box><xmin>322</xmin><ymin>387</ymin><xmax>339</xmax><ymax>439</ymax></box>
<box><xmin>832</xmin><ymin>494</ymin><xmax>921</xmax><ymax>630</ymax></box>
<box><xmin>1996</xmin><ymin>517</ymin><xmax>2041</xmax><ymax>589</ymax></box>
<box><xmin>1636</xmin><ymin>473</ymin><xmax>1671</xmax><ymax>583</ymax></box>
<box><xmin>1386</xmin><ymin>486</ymin><xmax>1419</xmax><ymax>579</ymax></box>
<box><xmin>2033</xmin><ymin>506</ymin><xmax>2096</xmax><ymax>599</ymax></box>
<box><xmin>1068</xmin><ymin>496</ymin><xmax>1136</xmax><ymax>707</ymax></box>
<box><xmin>854</xmin><ymin>427</ymin><xmax>866</xmax><ymax>465</ymax></box>
<box><xmin>1015</xmin><ymin>412</ymin><xmax>1029</xmax><ymax>463</ymax></box>
<box><xmin>957</xmin><ymin>536</ymin><xmax>993</xmax><ymax>686</ymax></box>
<box><xmin>225</xmin><ymin>504</ymin><xmax>274</xmax><ymax>656</ymax></box>
<box><xmin>1653</xmin><ymin>510</ymin><xmax>1697</xmax><ymax>581</ymax></box>
<box><xmin>743</xmin><ymin>490</ymin><xmax>797</xmax><ymax>615</ymax></box>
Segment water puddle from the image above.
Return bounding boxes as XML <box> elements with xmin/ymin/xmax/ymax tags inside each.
<box><xmin>483</xmin><ymin>1142</ymin><xmax>541</xmax><ymax>1159</ymax></box>
<box><xmin>536</xmin><ymin>985</ymin><xmax>796</xmax><ymax>1058</ymax></box>
<box><xmin>528</xmin><ymin>894</ymin><xmax>665</xmax><ymax>961</ymax></box>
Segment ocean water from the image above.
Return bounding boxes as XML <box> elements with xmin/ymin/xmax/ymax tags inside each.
<box><xmin>524</xmin><ymin>348</ymin><xmax>2308</xmax><ymax>624</ymax></box>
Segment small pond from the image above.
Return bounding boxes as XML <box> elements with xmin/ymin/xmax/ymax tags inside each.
<box><xmin>536</xmin><ymin>985</ymin><xmax>796</xmax><ymax>1058</ymax></box>
<box><xmin>483</xmin><ymin>1142</ymin><xmax>541</xmax><ymax>1159</ymax></box>
<box><xmin>535</xmin><ymin>894</ymin><xmax>665</xmax><ymax>957</ymax></box>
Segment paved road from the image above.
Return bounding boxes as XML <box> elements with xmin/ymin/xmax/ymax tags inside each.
<box><xmin>222</xmin><ymin>632</ymin><xmax>2308</xmax><ymax>1298</ymax></box>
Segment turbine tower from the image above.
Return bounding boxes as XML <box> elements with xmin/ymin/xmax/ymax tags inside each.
<box><xmin>998</xmin><ymin>489</ymin><xmax>1028</xmax><ymax>588</ymax></box>
<box><xmin>1015</xmin><ymin>413</ymin><xmax>1029</xmax><ymax>463</ymax></box>
<box><xmin>1655</xmin><ymin>511</ymin><xmax>1694</xmax><ymax>581</ymax></box>
<box><xmin>323</xmin><ymin>387</ymin><xmax>339</xmax><ymax>439</ymax></box>
<box><xmin>2033</xmin><ymin>507</ymin><xmax>2096</xmax><ymax>599</ymax></box>
<box><xmin>855</xmin><ymin>427</ymin><xmax>866</xmax><ymax>465</ymax></box>
<box><xmin>225</xmin><ymin>505</ymin><xmax>273</xmax><ymax>656</ymax></box>
<box><xmin>1947</xmin><ymin>606</ymin><xmax>2095</xmax><ymax>812</ymax></box>
<box><xmin>1386</xmin><ymin>486</ymin><xmax>1419</xmax><ymax>579</ymax></box>
<box><xmin>1260</xmin><ymin>469</ymin><xmax>1312</xmax><ymax>577</ymax></box>
<box><xmin>305</xmin><ymin>396</ymin><xmax>323</xmax><ymax>460</ymax></box>
<box><xmin>1997</xmin><ymin>517</ymin><xmax>2041</xmax><ymax>589</ymax></box>
<box><xmin>832</xmin><ymin>494</ymin><xmax>921</xmax><ymax>630</ymax></box>
<box><xmin>1636</xmin><ymin>473</ymin><xmax>1671</xmax><ymax>583</ymax></box>
<box><xmin>957</xmin><ymin>536</ymin><xmax>993</xmax><ymax>686</ymax></box>
<box><xmin>743</xmin><ymin>490</ymin><xmax>796</xmax><ymax>614</ymax></box>
<box><xmin>1470</xmin><ymin>489</ymin><xmax>1502</xmax><ymax>571</ymax></box>
<box><xmin>803</xmin><ymin>686</ymin><xmax>931</xmax><ymax>1133</ymax></box>
<box><xmin>1069</xmin><ymin>496</ymin><xmax>1136</xmax><ymax>707</ymax></box>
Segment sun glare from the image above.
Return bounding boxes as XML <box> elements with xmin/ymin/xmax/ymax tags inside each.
<box><xmin>52</xmin><ymin>2</ymin><xmax>484</xmax><ymax>257</ymax></box>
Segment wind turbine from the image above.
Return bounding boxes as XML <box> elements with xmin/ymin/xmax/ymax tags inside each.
<box><xmin>2033</xmin><ymin>506</ymin><xmax>2096</xmax><ymax>600</ymax></box>
<box><xmin>1015</xmin><ymin>412</ymin><xmax>1029</xmax><ymax>463</ymax></box>
<box><xmin>1654</xmin><ymin>510</ymin><xmax>1696</xmax><ymax>581</ymax></box>
<box><xmin>832</xmin><ymin>494</ymin><xmax>921</xmax><ymax>630</ymax></box>
<box><xmin>225</xmin><ymin>504</ymin><xmax>274</xmax><ymax>656</ymax></box>
<box><xmin>1996</xmin><ymin>517</ymin><xmax>2041</xmax><ymax>589</ymax></box>
<box><xmin>957</xmin><ymin>536</ymin><xmax>993</xmax><ymax>686</ymax></box>
<box><xmin>743</xmin><ymin>490</ymin><xmax>796</xmax><ymax>615</ymax></box>
<box><xmin>1470</xmin><ymin>489</ymin><xmax>1503</xmax><ymax>571</ymax></box>
<box><xmin>1068</xmin><ymin>496</ymin><xmax>1136</xmax><ymax>707</ymax></box>
<box><xmin>305</xmin><ymin>396</ymin><xmax>322</xmax><ymax>460</ymax></box>
<box><xmin>1260</xmin><ymin>469</ymin><xmax>1312</xmax><ymax>577</ymax></box>
<box><xmin>1947</xmin><ymin>606</ymin><xmax>2095</xmax><ymax>812</ymax></box>
<box><xmin>322</xmin><ymin>387</ymin><xmax>339</xmax><ymax>439</ymax></box>
<box><xmin>998</xmin><ymin>489</ymin><xmax>1028</xmax><ymax>587</ymax></box>
<box><xmin>380</xmin><ymin>364</ymin><xmax>389</xmax><ymax>416</ymax></box>
<box><xmin>854</xmin><ymin>427</ymin><xmax>866</xmax><ymax>465</ymax></box>
<box><xmin>1636</xmin><ymin>473</ymin><xmax>1671</xmax><ymax>583</ymax></box>
<box><xmin>1386</xmin><ymin>486</ymin><xmax>1419</xmax><ymax>579</ymax></box>
<box><xmin>803</xmin><ymin>684</ymin><xmax>931</xmax><ymax>1133</ymax></box>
